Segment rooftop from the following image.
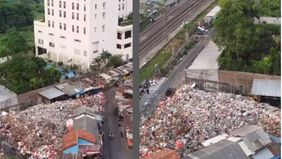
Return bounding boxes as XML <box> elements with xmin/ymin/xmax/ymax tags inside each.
<box><xmin>38</xmin><ymin>87</ymin><xmax>66</xmax><ymax>99</ymax></box>
<box><xmin>251</xmin><ymin>79</ymin><xmax>281</xmax><ymax>97</ymax></box>
<box><xmin>188</xmin><ymin>139</ymin><xmax>249</xmax><ymax>159</ymax></box>
<box><xmin>0</xmin><ymin>85</ymin><xmax>17</xmax><ymax>102</ymax></box>
<box><xmin>63</xmin><ymin>129</ymin><xmax>96</xmax><ymax>150</ymax></box>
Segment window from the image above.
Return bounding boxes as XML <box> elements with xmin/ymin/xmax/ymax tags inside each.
<box><xmin>38</xmin><ymin>30</ymin><xmax>42</xmax><ymax>33</ymax></box>
<box><xmin>74</xmin><ymin>39</ymin><xmax>81</xmax><ymax>43</ymax></box>
<box><xmin>117</xmin><ymin>32</ymin><xmax>122</xmax><ymax>39</ymax></box>
<box><xmin>72</xmin><ymin>25</ymin><xmax>74</xmax><ymax>32</ymax></box>
<box><xmin>117</xmin><ymin>44</ymin><xmax>121</xmax><ymax>49</ymax></box>
<box><xmin>63</xmin><ymin>11</ymin><xmax>66</xmax><ymax>18</ymax></box>
<box><xmin>60</xmin><ymin>36</ymin><xmax>66</xmax><ymax>39</ymax></box>
<box><xmin>64</xmin><ymin>23</ymin><xmax>66</xmax><ymax>30</ymax></box>
<box><xmin>124</xmin><ymin>43</ymin><xmax>131</xmax><ymax>48</ymax></box>
<box><xmin>38</xmin><ymin>39</ymin><xmax>44</xmax><ymax>44</ymax></box>
<box><xmin>103</xmin><ymin>2</ymin><xmax>106</xmax><ymax>9</ymax></box>
<box><xmin>59</xmin><ymin>1</ymin><xmax>61</xmax><ymax>8</ymax></box>
<box><xmin>48</xmin><ymin>20</ymin><xmax>51</xmax><ymax>27</ymax></box>
<box><xmin>84</xmin><ymin>14</ymin><xmax>86</xmax><ymax>21</ymax></box>
<box><xmin>72</xmin><ymin>2</ymin><xmax>74</xmax><ymax>10</ymax></box>
<box><xmin>93</xmin><ymin>42</ymin><xmax>99</xmax><ymax>53</ymax></box>
<box><xmin>59</xmin><ymin>23</ymin><xmax>62</xmax><ymax>29</ymax></box>
<box><xmin>72</xmin><ymin>12</ymin><xmax>74</xmax><ymax>19</ymax></box>
<box><xmin>49</xmin><ymin>42</ymin><xmax>55</xmax><ymax>47</ymax></box>
<box><xmin>48</xmin><ymin>9</ymin><xmax>50</xmax><ymax>15</ymax></box>
<box><xmin>83</xmin><ymin>27</ymin><xmax>86</xmax><ymax>34</ymax></box>
<box><xmin>122</xmin><ymin>3</ymin><xmax>124</xmax><ymax>10</ymax></box>
<box><xmin>76</xmin><ymin>3</ymin><xmax>79</xmax><ymax>10</ymax></box>
<box><xmin>63</xmin><ymin>1</ymin><xmax>66</xmax><ymax>8</ymax></box>
<box><xmin>52</xmin><ymin>21</ymin><xmax>54</xmax><ymax>28</ymax></box>
<box><xmin>102</xmin><ymin>25</ymin><xmax>105</xmax><ymax>32</ymax></box>
<box><xmin>51</xmin><ymin>0</ymin><xmax>53</xmax><ymax>6</ymax></box>
<box><xmin>102</xmin><ymin>12</ymin><xmax>105</xmax><ymax>19</ymax></box>
<box><xmin>59</xmin><ymin>10</ymin><xmax>62</xmax><ymax>17</ymax></box>
<box><xmin>49</xmin><ymin>33</ymin><xmax>54</xmax><ymax>36</ymax></box>
<box><xmin>47</xmin><ymin>0</ymin><xmax>50</xmax><ymax>6</ymax></box>
<box><xmin>125</xmin><ymin>31</ymin><xmax>131</xmax><ymax>39</ymax></box>
<box><xmin>77</xmin><ymin>13</ymin><xmax>79</xmax><ymax>20</ymax></box>
<box><xmin>95</xmin><ymin>4</ymin><xmax>97</xmax><ymax>9</ymax></box>
<box><xmin>118</xmin><ymin>4</ymin><xmax>120</xmax><ymax>11</ymax></box>
<box><xmin>52</xmin><ymin>9</ymin><xmax>54</xmax><ymax>16</ymax></box>
<box><xmin>84</xmin><ymin>4</ymin><xmax>86</xmax><ymax>11</ymax></box>
<box><xmin>76</xmin><ymin>26</ymin><xmax>79</xmax><ymax>33</ymax></box>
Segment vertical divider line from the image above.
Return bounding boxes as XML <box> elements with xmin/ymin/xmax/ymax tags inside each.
<box><xmin>132</xmin><ymin>0</ymin><xmax>140</xmax><ymax>158</ymax></box>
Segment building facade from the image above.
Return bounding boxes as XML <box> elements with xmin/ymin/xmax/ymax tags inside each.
<box><xmin>34</xmin><ymin>0</ymin><xmax>132</xmax><ymax>71</ymax></box>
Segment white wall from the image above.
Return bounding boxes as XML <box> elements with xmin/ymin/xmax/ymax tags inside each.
<box><xmin>34</xmin><ymin>0</ymin><xmax>132</xmax><ymax>71</ymax></box>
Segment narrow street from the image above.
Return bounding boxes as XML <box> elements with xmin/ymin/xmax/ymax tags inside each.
<box><xmin>140</xmin><ymin>32</ymin><xmax>212</xmax><ymax>117</ymax></box>
<box><xmin>102</xmin><ymin>87</ymin><xmax>132</xmax><ymax>159</ymax></box>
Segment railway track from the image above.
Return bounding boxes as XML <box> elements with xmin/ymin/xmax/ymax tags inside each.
<box><xmin>139</xmin><ymin>0</ymin><xmax>213</xmax><ymax>58</ymax></box>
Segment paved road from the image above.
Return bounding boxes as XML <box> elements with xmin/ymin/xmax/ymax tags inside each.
<box><xmin>140</xmin><ymin>33</ymin><xmax>212</xmax><ymax>117</ymax></box>
<box><xmin>102</xmin><ymin>87</ymin><xmax>132</xmax><ymax>159</ymax></box>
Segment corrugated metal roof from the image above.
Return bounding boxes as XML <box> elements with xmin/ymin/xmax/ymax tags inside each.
<box><xmin>38</xmin><ymin>87</ymin><xmax>66</xmax><ymax>99</ymax></box>
<box><xmin>73</xmin><ymin>115</ymin><xmax>100</xmax><ymax>145</ymax></box>
<box><xmin>231</xmin><ymin>125</ymin><xmax>262</xmax><ymax>137</ymax></box>
<box><xmin>253</xmin><ymin>147</ymin><xmax>274</xmax><ymax>159</ymax></box>
<box><xmin>188</xmin><ymin>140</ymin><xmax>249</xmax><ymax>159</ymax></box>
<box><xmin>251</xmin><ymin>79</ymin><xmax>280</xmax><ymax>97</ymax></box>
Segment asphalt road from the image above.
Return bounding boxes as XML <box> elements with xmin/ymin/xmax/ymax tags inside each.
<box><xmin>140</xmin><ymin>33</ymin><xmax>212</xmax><ymax>117</ymax></box>
<box><xmin>102</xmin><ymin>87</ymin><xmax>132</xmax><ymax>159</ymax></box>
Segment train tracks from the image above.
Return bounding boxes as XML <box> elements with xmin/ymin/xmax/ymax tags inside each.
<box><xmin>139</xmin><ymin>0</ymin><xmax>214</xmax><ymax>59</ymax></box>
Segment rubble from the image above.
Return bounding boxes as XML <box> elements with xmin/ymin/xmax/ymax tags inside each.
<box><xmin>140</xmin><ymin>85</ymin><xmax>281</xmax><ymax>157</ymax></box>
<box><xmin>0</xmin><ymin>92</ymin><xmax>106</xmax><ymax>159</ymax></box>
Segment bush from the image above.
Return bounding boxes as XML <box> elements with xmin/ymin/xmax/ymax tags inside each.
<box><xmin>57</xmin><ymin>61</ymin><xmax>63</xmax><ymax>66</ymax></box>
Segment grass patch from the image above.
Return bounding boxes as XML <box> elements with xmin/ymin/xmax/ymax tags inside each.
<box><xmin>140</xmin><ymin>50</ymin><xmax>171</xmax><ymax>81</ymax></box>
<box><xmin>140</xmin><ymin>2</ymin><xmax>217</xmax><ymax>81</ymax></box>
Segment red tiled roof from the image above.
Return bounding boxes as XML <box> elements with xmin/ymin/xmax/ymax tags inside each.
<box><xmin>63</xmin><ymin>131</ymin><xmax>77</xmax><ymax>150</ymax></box>
<box><xmin>144</xmin><ymin>149</ymin><xmax>180</xmax><ymax>159</ymax></box>
<box><xmin>63</xmin><ymin>129</ymin><xmax>96</xmax><ymax>150</ymax></box>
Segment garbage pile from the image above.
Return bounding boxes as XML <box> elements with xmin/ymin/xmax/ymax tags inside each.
<box><xmin>0</xmin><ymin>92</ymin><xmax>106</xmax><ymax>159</ymax></box>
<box><xmin>140</xmin><ymin>85</ymin><xmax>280</xmax><ymax>157</ymax></box>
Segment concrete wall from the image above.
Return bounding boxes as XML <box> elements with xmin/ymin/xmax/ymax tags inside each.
<box><xmin>186</xmin><ymin>70</ymin><xmax>280</xmax><ymax>96</ymax></box>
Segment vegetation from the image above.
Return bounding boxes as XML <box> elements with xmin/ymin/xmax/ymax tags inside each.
<box><xmin>0</xmin><ymin>0</ymin><xmax>37</xmax><ymax>33</ymax></box>
<box><xmin>0</xmin><ymin>55</ymin><xmax>61</xmax><ymax>94</ymax></box>
<box><xmin>140</xmin><ymin>2</ymin><xmax>217</xmax><ymax>81</ymax></box>
<box><xmin>140</xmin><ymin>51</ymin><xmax>171</xmax><ymax>81</ymax></box>
<box><xmin>214</xmin><ymin>0</ymin><xmax>281</xmax><ymax>75</ymax></box>
<box><xmin>92</xmin><ymin>50</ymin><xmax>124</xmax><ymax>71</ymax></box>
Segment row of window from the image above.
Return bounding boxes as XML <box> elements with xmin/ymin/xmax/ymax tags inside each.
<box><xmin>47</xmin><ymin>20</ymin><xmax>106</xmax><ymax>34</ymax></box>
<box><xmin>71</xmin><ymin>25</ymin><xmax>87</xmax><ymax>34</ymax></box>
<box><xmin>47</xmin><ymin>0</ymin><xmax>54</xmax><ymax>7</ymax></box>
<box><xmin>47</xmin><ymin>21</ymin><xmax>87</xmax><ymax>34</ymax></box>
<box><xmin>118</xmin><ymin>3</ymin><xmax>125</xmax><ymax>11</ymax></box>
<box><xmin>117</xmin><ymin>31</ymin><xmax>132</xmax><ymax>39</ymax></box>
<box><xmin>59</xmin><ymin>1</ymin><xmax>66</xmax><ymax>8</ymax></box>
<box><xmin>71</xmin><ymin>12</ymin><xmax>87</xmax><ymax>21</ymax></box>
<box><xmin>94</xmin><ymin>2</ymin><xmax>106</xmax><ymax>10</ymax></box>
<box><xmin>117</xmin><ymin>43</ymin><xmax>131</xmax><ymax>49</ymax></box>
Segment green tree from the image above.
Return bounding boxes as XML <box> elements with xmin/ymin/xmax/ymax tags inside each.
<box><xmin>1</xmin><ymin>30</ymin><xmax>29</xmax><ymax>57</ymax></box>
<box><xmin>0</xmin><ymin>55</ymin><xmax>61</xmax><ymax>94</ymax></box>
<box><xmin>107</xmin><ymin>55</ymin><xmax>124</xmax><ymax>68</ymax></box>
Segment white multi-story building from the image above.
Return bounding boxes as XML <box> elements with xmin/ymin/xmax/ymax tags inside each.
<box><xmin>34</xmin><ymin>0</ymin><xmax>132</xmax><ymax>71</ymax></box>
